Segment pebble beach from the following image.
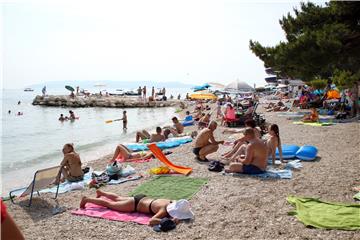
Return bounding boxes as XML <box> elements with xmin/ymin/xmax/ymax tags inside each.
<box><xmin>5</xmin><ymin>103</ymin><xmax>360</xmax><ymax>240</ymax></box>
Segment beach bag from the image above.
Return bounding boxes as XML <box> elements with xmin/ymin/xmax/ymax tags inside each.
<box><xmin>106</xmin><ymin>162</ymin><xmax>122</xmax><ymax>180</ymax></box>
<box><xmin>91</xmin><ymin>172</ymin><xmax>110</xmax><ymax>184</ymax></box>
<box><xmin>208</xmin><ymin>161</ymin><xmax>224</xmax><ymax>172</ymax></box>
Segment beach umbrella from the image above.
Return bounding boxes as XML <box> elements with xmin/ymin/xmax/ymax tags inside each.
<box><xmin>65</xmin><ymin>85</ymin><xmax>75</xmax><ymax>92</ymax></box>
<box><xmin>189</xmin><ymin>91</ymin><xmax>217</xmax><ymax>100</ymax></box>
<box><xmin>224</xmin><ymin>80</ymin><xmax>254</xmax><ymax>93</ymax></box>
<box><xmin>208</xmin><ymin>82</ymin><xmax>225</xmax><ymax>88</ymax></box>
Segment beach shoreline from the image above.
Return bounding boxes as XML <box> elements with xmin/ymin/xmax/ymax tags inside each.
<box><xmin>5</xmin><ymin>102</ymin><xmax>360</xmax><ymax>240</ymax></box>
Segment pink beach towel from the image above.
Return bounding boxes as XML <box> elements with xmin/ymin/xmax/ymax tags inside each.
<box><xmin>116</xmin><ymin>155</ymin><xmax>152</xmax><ymax>163</ymax></box>
<box><xmin>71</xmin><ymin>197</ymin><xmax>151</xmax><ymax>225</ymax></box>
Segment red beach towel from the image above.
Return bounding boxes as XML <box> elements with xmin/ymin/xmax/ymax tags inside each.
<box><xmin>71</xmin><ymin>197</ymin><xmax>151</xmax><ymax>225</ymax></box>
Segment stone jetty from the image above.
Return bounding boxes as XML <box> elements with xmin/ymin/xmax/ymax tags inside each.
<box><xmin>32</xmin><ymin>95</ymin><xmax>186</xmax><ymax>108</ymax></box>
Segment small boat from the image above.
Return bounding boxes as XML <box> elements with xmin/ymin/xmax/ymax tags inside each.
<box><xmin>124</xmin><ymin>90</ymin><xmax>140</xmax><ymax>96</ymax></box>
<box><xmin>24</xmin><ymin>88</ymin><xmax>34</xmax><ymax>92</ymax></box>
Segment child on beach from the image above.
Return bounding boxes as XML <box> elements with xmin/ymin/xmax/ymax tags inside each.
<box><xmin>120</xmin><ymin>111</ymin><xmax>127</xmax><ymax>129</ymax></box>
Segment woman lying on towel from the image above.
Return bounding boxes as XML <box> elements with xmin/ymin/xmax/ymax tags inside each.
<box><xmin>302</xmin><ymin>108</ymin><xmax>319</xmax><ymax>122</ymax></box>
<box><xmin>109</xmin><ymin>144</ymin><xmax>153</xmax><ymax>163</ymax></box>
<box><xmin>80</xmin><ymin>190</ymin><xmax>194</xmax><ymax>226</ymax></box>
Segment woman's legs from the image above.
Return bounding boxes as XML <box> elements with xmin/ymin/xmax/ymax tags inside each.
<box><xmin>136</xmin><ymin>130</ymin><xmax>149</xmax><ymax>142</ymax></box>
<box><xmin>80</xmin><ymin>196</ymin><xmax>134</xmax><ymax>212</ymax></box>
<box><xmin>198</xmin><ymin>144</ymin><xmax>219</xmax><ymax>161</ymax></box>
<box><xmin>110</xmin><ymin>144</ymin><xmax>131</xmax><ymax>162</ymax></box>
<box><xmin>222</xmin><ymin>141</ymin><xmax>244</xmax><ymax>158</ymax></box>
<box><xmin>228</xmin><ymin>144</ymin><xmax>247</xmax><ymax>162</ymax></box>
<box><xmin>96</xmin><ymin>189</ymin><xmax>131</xmax><ymax>201</ymax></box>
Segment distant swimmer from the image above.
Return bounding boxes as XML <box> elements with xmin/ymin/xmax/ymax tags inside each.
<box><xmin>16</xmin><ymin>112</ymin><xmax>23</xmax><ymax>116</ymax></box>
<box><xmin>17</xmin><ymin>101</ymin><xmax>21</xmax><ymax>105</ymax></box>
<box><xmin>59</xmin><ymin>114</ymin><xmax>65</xmax><ymax>121</ymax></box>
<box><xmin>8</xmin><ymin>110</ymin><xmax>11</xmax><ymax>114</ymax></box>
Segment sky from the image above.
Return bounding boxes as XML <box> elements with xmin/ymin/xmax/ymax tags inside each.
<box><xmin>2</xmin><ymin>0</ymin><xmax>326</xmax><ymax>89</ymax></box>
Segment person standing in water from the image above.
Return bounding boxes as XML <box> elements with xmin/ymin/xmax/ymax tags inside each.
<box><xmin>120</xmin><ymin>111</ymin><xmax>127</xmax><ymax>129</ymax></box>
<box><xmin>143</xmin><ymin>86</ymin><xmax>147</xmax><ymax>100</ymax></box>
<box><xmin>152</xmin><ymin>86</ymin><xmax>155</xmax><ymax>98</ymax></box>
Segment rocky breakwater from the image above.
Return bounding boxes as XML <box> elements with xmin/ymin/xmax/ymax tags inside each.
<box><xmin>32</xmin><ymin>95</ymin><xmax>186</xmax><ymax>108</ymax></box>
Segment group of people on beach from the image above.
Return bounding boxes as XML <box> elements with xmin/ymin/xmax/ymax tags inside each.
<box><xmin>137</xmin><ymin>86</ymin><xmax>167</xmax><ymax>101</ymax></box>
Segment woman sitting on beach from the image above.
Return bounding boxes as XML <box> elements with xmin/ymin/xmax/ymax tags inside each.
<box><xmin>266</xmin><ymin>124</ymin><xmax>284</xmax><ymax>165</ymax></box>
<box><xmin>302</xmin><ymin>108</ymin><xmax>319</xmax><ymax>122</ymax></box>
<box><xmin>109</xmin><ymin>144</ymin><xmax>153</xmax><ymax>162</ymax></box>
<box><xmin>221</xmin><ymin>119</ymin><xmax>261</xmax><ymax>162</ymax></box>
<box><xmin>80</xmin><ymin>189</ymin><xmax>194</xmax><ymax>226</ymax></box>
<box><xmin>56</xmin><ymin>143</ymin><xmax>84</xmax><ymax>183</ymax></box>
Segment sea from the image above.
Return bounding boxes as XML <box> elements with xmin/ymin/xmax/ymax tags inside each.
<box><xmin>1</xmin><ymin>87</ymin><xmax>189</xmax><ymax>195</ymax></box>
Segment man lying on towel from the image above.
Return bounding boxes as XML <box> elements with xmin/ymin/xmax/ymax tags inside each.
<box><xmin>80</xmin><ymin>190</ymin><xmax>194</xmax><ymax>226</ymax></box>
<box><xmin>225</xmin><ymin>128</ymin><xmax>267</xmax><ymax>174</ymax></box>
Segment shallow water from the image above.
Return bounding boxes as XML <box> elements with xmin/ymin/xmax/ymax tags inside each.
<box><xmin>1</xmin><ymin>88</ymin><xmax>187</xmax><ymax>195</ymax></box>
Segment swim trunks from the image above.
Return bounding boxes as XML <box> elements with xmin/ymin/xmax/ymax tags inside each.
<box><xmin>242</xmin><ymin>164</ymin><xmax>265</xmax><ymax>174</ymax></box>
<box><xmin>67</xmin><ymin>175</ymin><xmax>84</xmax><ymax>182</ymax></box>
<box><xmin>193</xmin><ymin>147</ymin><xmax>202</xmax><ymax>156</ymax></box>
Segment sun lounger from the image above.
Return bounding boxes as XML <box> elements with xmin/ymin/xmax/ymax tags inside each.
<box><xmin>9</xmin><ymin>166</ymin><xmax>61</xmax><ymax>207</ymax></box>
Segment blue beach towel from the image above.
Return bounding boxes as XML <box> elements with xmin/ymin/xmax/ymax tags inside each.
<box><xmin>225</xmin><ymin>168</ymin><xmax>292</xmax><ymax>179</ymax></box>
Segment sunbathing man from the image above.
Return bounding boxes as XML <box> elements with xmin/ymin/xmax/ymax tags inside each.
<box><xmin>225</xmin><ymin>128</ymin><xmax>267</xmax><ymax>174</ymax></box>
<box><xmin>80</xmin><ymin>189</ymin><xmax>194</xmax><ymax>226</ymax></box>
<box><xmin>302</xmin><ymin>108</ymin><xmax>319</xmax><ymax>122</ymax></box>
<box><xmin>136</xmin><ymin>127</ymin><xmax>165</xmax><ymax>143</ymax></box>
<box><xmin>198</xmin><ymin>113</ymin><xmax>211</xmax><ymax>129</ymax></box>
<box><xmin>163</xmin><ymin>117</ymin><xmax>184</xmax><ymax>139</ymax></box>
<box><xmin>57</xmin><ymin>143</ymin><xmax>84</xmax><ymax>183</ymax></box>
<box><xmin>193</xmin><ymin>121</ymin><xmax>224</xmax><ymax>161</ymax></box>
<box><xmin>110</xmin><ymin>144</ymin><xmax>153</xmax><ymax>162</ymax></box>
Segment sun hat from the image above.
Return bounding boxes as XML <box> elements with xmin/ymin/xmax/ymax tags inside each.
<box><xmin>166</xmin><ymin>199</ymin><xmax>194</xmax><ymax>220</ymax></box>
<box><xmin>153</xmin><ymin>217</ymin><xmax>176</xmax><ymax>232</ymax></box>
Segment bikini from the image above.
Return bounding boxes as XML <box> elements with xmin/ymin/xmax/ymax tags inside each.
<box><xmin>133</xmin><ymin>194</ymin><xmax>172</xmax><ymax>214</ymax></box>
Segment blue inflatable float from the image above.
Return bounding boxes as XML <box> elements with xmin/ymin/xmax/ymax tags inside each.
<box><xmin>125</xmin><ymin>136</ymin><xmax>193</xmax><ymax>152</ymax></box>
<box><xmin>275</xmin><ymin>145</ymin><xmax>300</xmax><ymax>159</ymax></box>
<box><xmin>295</xmin><ymin>145</ymin><xmax>318</xmax><ymax>161</ymax></box>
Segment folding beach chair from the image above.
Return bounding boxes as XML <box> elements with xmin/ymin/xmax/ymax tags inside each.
<box><xmin>9</xmin><ymin>166</ymin><xmax>61</xmax><ymax>207</ymax></box>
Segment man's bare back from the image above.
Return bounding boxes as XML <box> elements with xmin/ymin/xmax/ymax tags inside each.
<box><xmin>194</xmin><ymin>128</ymin><xmax>213</xmax><ymax>148</ymax></box>
<box><xmin>244</xmin><ymin>139</ymin><xmax>267</xmax><ymax>170</ymax></box>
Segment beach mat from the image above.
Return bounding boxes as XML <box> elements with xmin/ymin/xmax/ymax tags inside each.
<box><xmin>71</xmin><ymin>197</ymin><xmax>151</xmax><ymax>225</ymax></box>
<box><xmin>287</xmin><ymin>196</ymin><xmax>360</xmax><ymax>230</ymax></box>
<box><xmin>293</xmin><ymin>121</ymin><xmax>335</xmax><ymax>126</ymax></box>
<box><xmin>129</xmin><ymin>176</ymin><xmax>208</xmax><ymax>200</ymax></box>
<box><xmin>148</xmin><ymin>143</ymin><xmax>192</xmax><ymax>175</ymax></box>
<box><xmin>116</xmin><ymin>155</ymin><xmax>152</xmax><ymax>163</ymax></box>
<box><xmin>125</xmin><ymin>136</ymin><xmax>192</xmax><ymax>152</ymax></box>
<box><xmin>225</xmin><ymin>168</ymin><xmax>292</xmax><ymax>179</ymax></box>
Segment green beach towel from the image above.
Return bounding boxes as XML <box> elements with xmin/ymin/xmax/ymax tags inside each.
<box><xmin>129</xmin><ymin>176</ymin><xmax>208</xmax><ymax>200</ymax></box>
<box><xmin>293</xmin><ymin>121</ymin><xmax>335</xmax><ymax>127</ymax></box>
<box><xmin>287</xmin><ymin>196</ymin><xmax>360</xmax><ymax>230</ymax></box>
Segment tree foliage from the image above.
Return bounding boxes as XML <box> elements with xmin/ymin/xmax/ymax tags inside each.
<box><xmin>309</xmin><ymin>79</ymin><xmax>327</xmax><ymax>90</ymax></box>
<box><xmin>249</xmin><ymin>1</ymin><xmax>360</xmax><ymax>83</ymax></box>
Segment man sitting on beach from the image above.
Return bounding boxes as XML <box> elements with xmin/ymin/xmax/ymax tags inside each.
<box><xmin>136</xmin><ymin>127</ymin><xmax>165</xmax><ymax>143</ymax></box>
<box><xmin>56</xmin><ymin>143</ymin><xmax>84</xmax><ymax>183</ymax></box>
<box><xmin>224</xmin><ymin>128</ymin><xmax>267</xmax><ymax>174</ymax></box>
<box><xmin>198</xmin><ymin>113</ymin><xmax>211</xmax><ymax>129</ymax></box>
<box><xmin>163</xmin><ymin>117</ymin><xmax>184</xmax><ymax>139</ymax></box>
<box><xmin>193</xmin><ymin>121</ymin><xmax>224</xmax><ymax>162</ymax></box>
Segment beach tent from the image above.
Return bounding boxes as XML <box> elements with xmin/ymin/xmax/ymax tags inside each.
<box><xmin>224</xmin><ymin>80</ymin><xmax>254</xmax><ymax>93</ymax></box>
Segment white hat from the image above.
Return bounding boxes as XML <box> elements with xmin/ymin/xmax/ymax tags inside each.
<box><xmin>166</xmin><ymin>199</ymin><xmax>194</xmax><ymax>220</ymax></box>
